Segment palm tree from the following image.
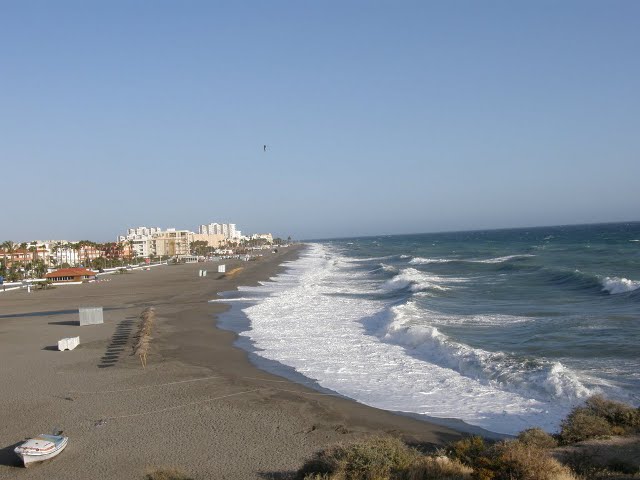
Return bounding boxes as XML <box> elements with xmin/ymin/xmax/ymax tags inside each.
<box><xmin>1</xmin><ymin>241</ymin><xmax>17</xmax><ymax>268</ymax></box>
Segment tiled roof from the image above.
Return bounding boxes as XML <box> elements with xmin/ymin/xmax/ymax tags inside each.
<box><xmin>45</xmin><ymin>268</ymin><xmax>97</xmax><ymax>278</ymax></box>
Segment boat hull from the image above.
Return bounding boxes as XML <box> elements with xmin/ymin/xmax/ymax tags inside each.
<box><xmin>15</xmin><ymin>436</ymin><xmax>68</xmax><ymax>467</ymax></box>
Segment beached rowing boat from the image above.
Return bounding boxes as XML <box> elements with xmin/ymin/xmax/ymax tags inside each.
<box><xmin>14</xmin><ymin>434</ymin><xmax>68</xmax><ymax>467</ymax></box>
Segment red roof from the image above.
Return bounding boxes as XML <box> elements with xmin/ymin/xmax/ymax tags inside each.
<box><xmin>45</xmin><ymin>268</ymin><xmax>98</xmax><ymax>278</ymax></box>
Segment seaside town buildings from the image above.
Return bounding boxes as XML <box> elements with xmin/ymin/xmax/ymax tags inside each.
<box><xmin>1</xmin><ymin>221</ymin><xmax>278</xmax><ymax>282</ymax></box>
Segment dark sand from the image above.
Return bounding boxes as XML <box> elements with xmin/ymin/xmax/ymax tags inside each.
<box><xmin>0</xmin><ymin>246</ymin><xmax>462</xmax><ymax>479</ymax></box>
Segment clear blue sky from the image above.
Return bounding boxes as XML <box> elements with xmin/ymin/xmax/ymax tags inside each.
<box><xmin>1</xmin><ymin>1</ymin><xmax>638</xmax><ymax>241</ymax></box>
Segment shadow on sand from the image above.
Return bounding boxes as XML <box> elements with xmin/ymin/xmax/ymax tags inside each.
<box><xmin>98</xmin><ymin>317</ymin><xmax>136</xmax><ymax>368</ymax></box>
<box><xmin>0</xmin><ymin>441</ymin><xmax>24</xmax><ymax>468</ymax></box>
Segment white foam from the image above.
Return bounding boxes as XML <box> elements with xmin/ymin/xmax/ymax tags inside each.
<box><xmin>472</xmin><ymin>254</ymin><xmax>536</xmax><ymax>264</ymax></box>
<box><xmin>209</xmin><ymin>297</ymin><xmax>258</xmax><ymax>303</ymax></box>
<box><xmin>381</xmin><ymin>268</ymin><xmax>450</xmax><ymax>293</ymax></box>
<box><xmin>601</xmin><ymin>277</ymin><xmax>640</xmax><ymax>294</ymax></box>
<box><xmin>379</xmin><ymin>263</ymin><xmax>399</xmax><ymax>273</ymax></box>
<box><xmin>410</xmin><ymin>254</ymin><xmax>535</xmax><ymax>265</ymax></box>
<box><xmin>378</xmin><ymin>302</ymin><xmax>591</xmax><ymax>401</ymax></box>
<box><xmin>237</xmin><ymin>243</ymin><xmax>585</xmax><ymax>435</ymax></box>
<box><xmin>410</xmin><ymin>257</ymin><xmax>454</xmax><ymax>264</ymax></box>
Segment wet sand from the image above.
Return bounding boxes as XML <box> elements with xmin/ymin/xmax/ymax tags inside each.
<box><xmin>0</xmin><ymin>246</ymin><xmax>462</xmax><ymax>479</ymax></box>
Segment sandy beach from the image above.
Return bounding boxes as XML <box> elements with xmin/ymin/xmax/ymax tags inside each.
<box><xmin>0</xmin><ymin>246</ymin><xmax>462</xmax><ymax>480</ymax></box>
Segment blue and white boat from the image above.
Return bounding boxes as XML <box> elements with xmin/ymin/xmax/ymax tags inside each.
<box><xmin>14</xmin><ymin>434</ymin><xmax>68</xmax><ymax>467</ymax></box>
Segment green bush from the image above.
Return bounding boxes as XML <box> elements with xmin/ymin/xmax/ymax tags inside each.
<box><xmin>516</xmin><ymin>428</ymin><xmax>558</xmax><ymax>449</ymax></box>
<box><xmin>297</xmin><ymin>436</ymin><xmax>419</xmax><ymax>480</ymax></box>
<box><xmin>446</xmin><ymin>436</ymin><xmax>488</xmax><ymax>467</ymax></box>
<box><xmin>558</xmin><ymin>407</ymin><xmax>613</xmax><ymax>444</ymax></box>
<box><xmin>486</xmin><ymin>441</ymin><xmax>577</xmax><ymax>480</ymax></box>
<box><xmin>584</xmin><ymin>395</ymin><xmax>640</xmax><ymax>433</ymax></box>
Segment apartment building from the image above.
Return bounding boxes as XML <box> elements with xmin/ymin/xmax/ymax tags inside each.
<box><xmin>198</xmin><ymin>222</ymin><xmax>239</xmax><ymax>239</ymax></box>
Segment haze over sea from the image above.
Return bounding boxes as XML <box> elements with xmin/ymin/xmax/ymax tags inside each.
<box><xmin>218</xmin><ymin>222</ymin><xmax>640</xmax><ymax>436</ymax></box>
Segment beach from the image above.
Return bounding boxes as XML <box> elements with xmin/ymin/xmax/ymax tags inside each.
<box><xmin>0</xmin><ymin>246</ymin><xmax>461</xmax><ymax>480</ymax></box>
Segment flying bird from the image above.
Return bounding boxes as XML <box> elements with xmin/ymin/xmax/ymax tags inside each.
<box><xmin>263</xmin><ymin>144</ymin><xmax>267</xmax><ymax>152</ymax></box>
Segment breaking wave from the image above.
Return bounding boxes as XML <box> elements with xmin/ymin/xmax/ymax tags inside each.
<box><xmin>381</xmin><ymin>268</ymin><xmax>451</xmax><ymax>293</ymax></box>
<box><xmin>410</xmin><ymin>254</ymin><xmax>535</xmax><ymax>265</ymax></box>
<box><xmin>601</xmin><ymin>277</ymin><xmax>640</xmax><ymax>294</ymax></box>
<box><xmin>376</xmin><ymin>302</ymin><xmax>592</xmax><ymax>402</ymax></box>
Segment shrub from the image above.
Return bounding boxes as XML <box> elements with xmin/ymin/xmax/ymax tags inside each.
<box><xmin>144</xmin><ymin>468</ymin><xmax>193</xmax><ymax>480</ymax></box>
<box><xmin>558</xmin><ymin>408</ymin><xmax>612</xmax><ymax>445</ymax></box>
<box><xmin>487</xmin><ymin>441</ymin><xmax>577</xmax><ymax>480</ymax></box>
<box><xmin>584</xmin><ymin>395</ymin><xmax>640</xmax><ymax>433</ymax></box>
<box><xmin>516</xmin><ymin>428</ymin><xmax>558</xmax><ymax>449</ymax></box>
<box><xmin>297</xmin><ymin>436</ymin><xmax>419</xmax><ymax>480</ymax></box>
<box><xmin>405</xmin><ymin>455</ymin><xmax>473</xmax><ymax>480</ymax></box>
<box><xmin>446</xmin><ymin>436</ymin><xmax>488</xmax><ymax>467</ymax></box>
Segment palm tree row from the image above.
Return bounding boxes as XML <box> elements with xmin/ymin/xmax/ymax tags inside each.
<box><xmin>1</xmin><ymin>239</ymin><xmax>142</xmax><ymax>280</ymax></box>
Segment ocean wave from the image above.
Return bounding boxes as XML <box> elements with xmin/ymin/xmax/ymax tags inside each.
<box><xmin>601</xmin><ymin>277</ymin><xmax>640</xmax><ymax>294</ymax></box>
<box><xmin>379</xmin><ymin>263</ymin><xmax>399</xmax><ymax>273</ymax></box>
<box><xmin>409</xmin><ymin>257</ymin><xmax>454</xmax><ymax>264</ymax></box>
<box><xmin>409</xmin><ymin>254</ymin><xmax>535</xmax><ymax>265</ymax></box>
<box><xmin>381</xmin><ymin>268</ymin><xmax>450</xmax><ymax>293</ymax></box>
<box><xmin>376</xmin><ymin>302</ymin><xmax>592</xmax><ymax>402</ymax></box>
<box><xmin>473</xmin><ymin>254</ymin><xmax>536</xmax><ymax>264</ymax></box>
<box><xmin>343</xmin><ymin>255</ymin><xmax>398</xmax><ymax>262</ymax></box>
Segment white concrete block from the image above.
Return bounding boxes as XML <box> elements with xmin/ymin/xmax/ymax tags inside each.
<box><xmin>58</xmin><ymin>336</ymin><xmax>80</xmax><ymax>351</ymax></box>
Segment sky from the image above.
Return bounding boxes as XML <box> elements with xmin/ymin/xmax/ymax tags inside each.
<box><xmin>1</xmin><ymin>1</ymin><xmax>639</xmax><ymax>241</ymax></box>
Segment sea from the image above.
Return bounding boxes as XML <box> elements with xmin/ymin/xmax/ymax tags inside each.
<box><xmin>213</xmin><ymin>222</ymin><xmax>640</xmax><ymax>436</ymax></box>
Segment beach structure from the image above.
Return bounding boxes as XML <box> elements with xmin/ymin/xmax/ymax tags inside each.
<box><xmin>45</xmin><ymin>267</ymin><xmax>97</xmax><ymax>283</ymax></box>
<box><xmin>133</xmin><ymin>307</ymin><xmax>156</xmax><ymax>368</ymax></box>
<box><xmin>57</xmin><ymin>336</ymin><xmax>80</xmax><ymax>351</ymax></box>
<box><xmin>79</xmin><ymin>307</ymin><xmax>103</xmax><ymax>326</ymax></box>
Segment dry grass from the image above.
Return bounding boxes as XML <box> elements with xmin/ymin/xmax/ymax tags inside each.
<box><xmin>144</xmin><ymin>467</ymin><xmax>193</xmax><ymax>480</ymax></box>
<box><xmin>297</xmin><ymin>396</ymin><xmax>640</xmax><ymax>480</ymax></box>
<box><xmin>133</xmin><ymin>307</ymin><xmax>156</xmax><ymax>368</ymax></box>
<box><xmin>488</xmin><ymin>441</ymin><xmax>577</xmax><ymax>480</ymax></box>
<box><xmin>225</xmin><ymin>267</ymin><xmax>244</xmax><ymax>278</ymax></box>
<box><xmin>405</xmin><ymin>455</ymin><xmax>473</xmax><ymax>480</ymax></box>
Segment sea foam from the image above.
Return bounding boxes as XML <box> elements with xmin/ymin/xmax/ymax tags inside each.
<box><xmin>410</xmin><ymin>254</ymin><xmax>534</xmax><ymax>265</ymax></box>
<box><xmin>377</xmin><ymin>302</ymin><xmax>591</xmax><ymax>401</ymax></box>
<box><xmin>237</xmin><ymin>243</ymin><xmax>586</xmax><ymax>435</ymax></box>
<box><xmin>601</xmin><ymin>277</ymin><xmax>640</xmax><ymax>294</ymax></box>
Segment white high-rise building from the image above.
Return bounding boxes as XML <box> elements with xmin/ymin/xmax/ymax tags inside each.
<box><xmin>198</xmin><ymin>223</ymin><xmax>238</xmax><ymax>239</ymax></box>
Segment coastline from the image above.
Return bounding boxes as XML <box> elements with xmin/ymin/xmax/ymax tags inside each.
<box><xmin>215</xmin><ymin>245</ymin><xmax>508</xmax><ymax>440</ymax></box>
<box><xmin>0</xmin><ymin>246</ymin><xmax>462</xmax><ymax>480</ymax></box>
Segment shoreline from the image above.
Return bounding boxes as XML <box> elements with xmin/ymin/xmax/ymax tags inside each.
<box><xmin>214</xmin><ymin>245</ymin><xmax>507</xmax><ymax>440</ymax></box>
<box><xmin>0</xmin><ymin>246</ymin><xmax>462</xmax><ymax>479</ymax></box>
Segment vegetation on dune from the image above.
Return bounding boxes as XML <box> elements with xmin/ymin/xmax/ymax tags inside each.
<box><xmin>298</xmin><ymin>395</ymin><xmax>640</xmax><ymax>480</ymax></box>
<box><xmin>298</xmin><ymin>436</ymin><xmax>472</xmax><ymax>480</ymax></box>
<box><xmin>559</xmin><ymin>395</ymin><xmax>640</xmax><ymax>444</ymax></box>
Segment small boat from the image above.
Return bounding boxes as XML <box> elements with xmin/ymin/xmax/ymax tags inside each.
<box><xmin>14</xmin><ymin>433</ymin><xmax>68</xmax><ymax>467</ymax></box>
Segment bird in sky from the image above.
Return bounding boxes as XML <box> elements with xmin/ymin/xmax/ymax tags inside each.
<box><xmin>263</xmin><ymin>144</ymin><xmax>267</xmax><ymax>152</ymax></box>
